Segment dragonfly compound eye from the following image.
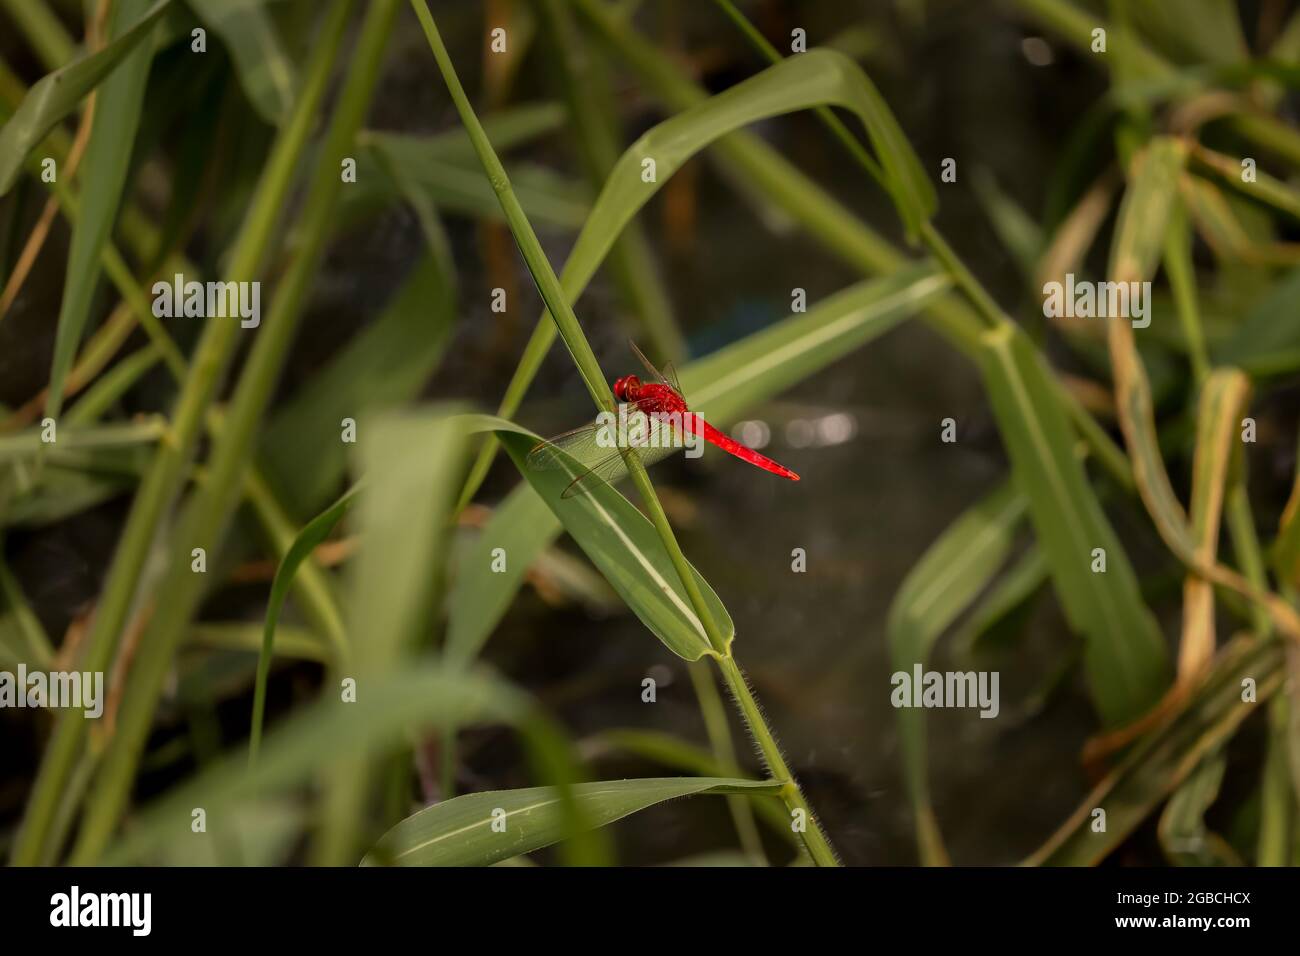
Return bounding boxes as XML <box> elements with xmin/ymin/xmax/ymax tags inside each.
<box><xmin>613</xmin><ymin>375</ymin><xmax>639</xmax><ymax>401</ymax></box>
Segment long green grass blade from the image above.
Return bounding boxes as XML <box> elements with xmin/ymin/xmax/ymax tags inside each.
<box><xmin>537</xmin><ymin>0</ymin><xmax>683</xmax><ymax>361</ymax></box>
<box><xmin>0</xmin><ymin>553</ymin><xmax>53</xmax><ymax>668</ymax></box>
<box><xmin>955</xmin><ymin>547</ymin><xmax>1049</xmax><ymax>654</ymax></box>
<box><xmin>344</xmin><ymin>149</ymin><xmax>590</xmax><ymax>229</ymax></box>
<box><xmin>43</xmin><ymin>0</ymin><xmax>159</xmax><ymax>429</ymax></box>
<box><xmin>363</xmin><ymin>777</ymin><xmax>781</xmax><ymax>867</ymax></box>
<box><xmin>678</xmin><ymin>267</ymin><xmax>950</xmax><ymax>423</ymax></box>
<box><xmin>0</xmin><ymin>0</ymin><xmax>172</xmax><ymax>195</ymax></box>
<box><xmin>189</xmin><ymin>621</ymin><xmax>327</xmax><ymax>662</ymax></box>
<box><xmin>461</xmin><ymin>416</ymin><xmax>724</xmax><ymax>662</ymax></box>
<box><xmin>314</xmin><ymin>407</ymin><xmax>470</xmax><ymax>864</ymax></box>
<box><xmin>0</xmin><ymin>418</ymin><xmax>165</xmax><ymax>462</ymax></box>
<box><xmin>249</xmin><ymin>483</ymin><xmax>361</xmax><ymax>762</ymax></box>
<box><xmin>445</xmin><ymin>480</ymin><xmax>566</xmax><ymax>667</ymax></box>
<box><xmin>978</xmin><ymin>323</ymin><xmax>1169</xmax><ymax>725</ymax></box>
<box><xmin>362</xmin><ymin>102</ymin><xmax>567</xmax><ymax>163</ymax></box>
<box><xmin>583</xmin><ymin>728</ymin><xmax>798</xmax><ymax>845</ymax></box>
<box><xmin>100</xmin><ymin>662</ymin><xmax>535</xmax><ymax>864</ymax></box>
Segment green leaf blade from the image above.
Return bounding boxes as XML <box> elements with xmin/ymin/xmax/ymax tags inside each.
<box><xmin>187</xmin><ymin>0</ymin><xmax>298</xmax><ymax>125</ymax></box>
<box><xmin>0</xmin><ymin>0</ymin><xmax>172</xmax><ymax>195</ymax></box>
<box><xmin>364</xmin><ymin>777</ymin><xmax>782</xmax><ymax>866</ymax></box>
<box><xmin>457</xmin><ymin>416</ymin><xmax>728</xmax><ymax>661</ymax></box>
<box><xmin>977</xmin><ymin>325</ymin><xmax>1169</xmax><ymax>726</ymax></box>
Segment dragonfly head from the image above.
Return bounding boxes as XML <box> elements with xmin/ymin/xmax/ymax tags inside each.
<box><xmin>613</xmin><ymin>375</ymin><xmax>640</xmax><ymax>401</ymax></box>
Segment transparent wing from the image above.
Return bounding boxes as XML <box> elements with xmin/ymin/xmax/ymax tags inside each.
<box><xmin>628</xmin><ymin>340</ymin><xmax>684</xmax><ymax>399</ymax></box>
<box><xmin>526</xmin><ymin>406</ymin><xmax>685</xmax><ymax>498</ymax></box>
<box><xmin>557</xmin><ymin>444</ymin><xmax>678</xmax><ymax>498</ymax></box>
<box><xmin>661</xmin><ymin>361</ymin><xmax>683</xmax><ymax>397</ymax></box>
<box><xmin>525</xmin><ymin>422</ymin><xmax>609</xmax><ymax>472</ymax></box>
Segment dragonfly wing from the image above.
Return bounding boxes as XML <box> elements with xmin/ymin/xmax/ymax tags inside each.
<box><xmin>629</xmin><ymin>340</ymin><xmax>686</xmax><ymax>402</ymax></box>
<box><xmin>530</xmin><ymin>403</ymin><xmax>686</xmax><ymax>498</ymax></box>
<box><xmin>561</xmin><ymin>441</ymin><xmax>678</xmax><ymax>498</ymax></box>
<box><xmin>526</xmin><ymin>422</ymin><xmax>606</xmax><ymax>473</ymax></box>
<box><xmin>559</xmin><ymin>449</ymin><xmax>633</xmax><ymax>498</ymax></box>
<box><xmin>661</xmin><ymin>361</ymin><xmax>684</xmax><ymax>399</ymax></box>
<box><xmin>628</xmin><ymin>340</ymin><xmax>663</xmax><ymax>382</ymax></box>
<box><xmin>629</xmin><ymin>339</ymin><xmax>683</xmax><ymax>392</ymax></box>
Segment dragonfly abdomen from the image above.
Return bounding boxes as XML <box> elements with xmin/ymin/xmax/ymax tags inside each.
<box><xmin>698</xmin><ymin>420</ymin><xmax>800</xmax><ymax>481</ymax></box>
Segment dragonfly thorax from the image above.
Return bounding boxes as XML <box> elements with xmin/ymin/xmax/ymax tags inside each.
<box><xmin>616</xmin><ymin>377</ymin><xmax>688</xmax><ymax>414</ymax></box>
<box><xmin>528</xmin><ymin>341</ymin><xmax>799</xmax><ymax>496</ymax></box>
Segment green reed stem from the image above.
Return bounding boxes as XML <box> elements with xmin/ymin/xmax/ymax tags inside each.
<box><xmin>70</xmin><ymin>0</ymin><xmax>394</xmax><ymax>864</ymax></box>
<box><xmin>537</xmin><ymin>0</ymin><xmax>685</xmax><ymax>364</ymax></box>
<box><xmin>411</xmin><ymin>1</ymin><xmax>613</xmax><ymax>417</ymax></box>
<box><xmin>716</xmin><ymin>655</ymin><xmax>838</xmax><ymax>865</ymax></box>
<box><xmin>712</xmin><ymin>0</ymin><xmax>887</xmax><ymax>192</ymax></box>
<box><xmin>9</xmin><ymin>0</ymin><xmax>356</xmax><ymax>866</ymax></box>
<box><xmin>710</xmin><ymin>0</ymin><xmax>1009</xmax><ymax>338</ymax></box>
<box><xmin>1163</xmin><ymin>204</ymin><xmax>1211</xmax><ymax>387</ymax></box>
<box><xmin>687</xmin><ymin>660</ymin><xmax>767</xmax><ymax>864</ymax></box>
<box><xmin>411</xmin><ymin>0</ymin><xmax>839</xmax><ymax>865</ymax></box>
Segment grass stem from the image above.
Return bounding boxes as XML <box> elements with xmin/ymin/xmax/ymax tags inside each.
<box><xmin>715</xmin><ymin>654</ymin><xmax>838</xmax><ymax>866</ymax></box>
<box><xmin>9</xmin><ymin>0</ymin><xmax>357</xmax><ymax>866</ymax></box>
<box><xmin>412</xmin><ymin>0</ymin><xmax>838</xmax><ymax>864</ymax></box>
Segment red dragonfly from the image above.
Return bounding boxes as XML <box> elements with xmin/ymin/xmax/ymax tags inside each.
<box><xmin>527</xmin><ymin>342</ymin><xmax>800</xmax><ymax>498</ymax></box>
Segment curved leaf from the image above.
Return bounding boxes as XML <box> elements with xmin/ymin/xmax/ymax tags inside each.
<box><xmin>460</xmin><ymin>416</ymin><xmax>727</xmax><ymax>661</ymax></box>
<box><xmin>574</xmin><ymin>49</ymin><xmax>933</xmax><ymax>290</ymax></box>
<box><xmin>102</xmin><ymin>662</ymin><xmax>535</xmax><ymax>864</ymax></box>
<box><xmin>187</xmin><ymin>0</ymin><xmax>297</xmax><ymax>125</ymax></box>
<box><xmin>978</xmin><ymin>323</ymin><xmax>1169</xmax><ymax>726</ymax></box>
<box><xmin>44</xmin><ymin>0</ymin><xmax>161</xmax><ymax>427</ymax></box>
<box><xmin>680</xmin><ymin>266</ymin><xmax>949</xmax><ymax>423</ymax></box>
<box><xmin>0</xmin><ymin>0</ymin><xmax>172</xmax><ymax>195</ymax></box>
<box><xmin>363</xmin><ymin>777</ymin><xmax>781</xmax><ymax>867</ymax></box>
<box><xmin>249</xmin><ymin>482</ymin><xmax>361</xmax><ymax>759</ymax></box>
